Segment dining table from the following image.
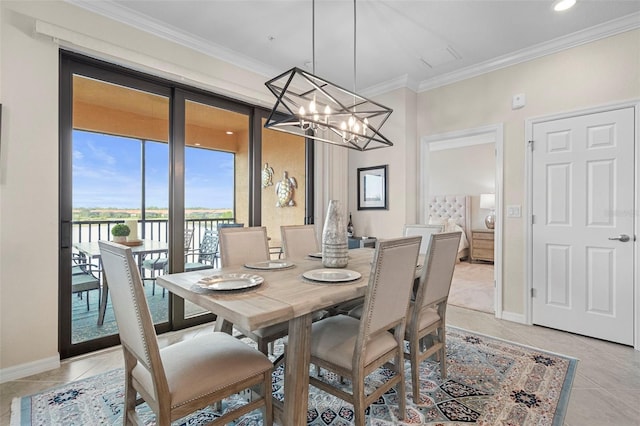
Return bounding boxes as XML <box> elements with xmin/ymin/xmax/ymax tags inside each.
<box><xmin>74</xmin><ymin>239</ymin><xmax>169</xmax><ymax>325</ymax></box>
<box><xmin>157</xmin><ymin>248</ymin><xmax>424</xmax><ymax>425</ymax></box>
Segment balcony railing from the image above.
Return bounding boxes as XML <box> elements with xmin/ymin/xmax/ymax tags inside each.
<box><xmin>72</xmin><ymin>218</ymin><xmax>237</xmax><ymax>251</ymax></box>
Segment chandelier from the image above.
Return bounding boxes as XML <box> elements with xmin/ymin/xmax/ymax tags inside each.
<box><xmin>264</xmin><ymin>0</ymin><xmax>393</xmax><ymax>151</ymax></box>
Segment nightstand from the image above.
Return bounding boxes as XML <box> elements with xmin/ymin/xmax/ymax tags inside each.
<box><xmin>348</xmin><ymin>236</ymin><xmax>377</xmax><ymax>249</ymax></box>
<box><xmin>470</xmin><ymin>229</ymin><xmax>494</xmax><ymax>263</ymax></box>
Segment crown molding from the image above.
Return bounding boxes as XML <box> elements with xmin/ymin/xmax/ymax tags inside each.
<box><xmin>417</xmin><ymin>11</ymin><xmax>640</xmax><ymax>92</ymax></box>
<box><xmin>66</xmin><ymin>0</ymin><xmax>279</xmax><ymax>79</ymax></box>
<box><xmin>66</xmin><ymin>1</ymin><xmax>639</xmax><ymax>96</ymax></box>
<box><xmin>361</xmin><ymin>74</ymin><xmax>419</xmax><ymax>98</ymax></box>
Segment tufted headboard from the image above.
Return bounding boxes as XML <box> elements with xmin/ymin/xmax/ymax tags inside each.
<box><xmin>427</xmin><ymin>194</ymin><xmax>471</xmax><ymax>242</ymax></box>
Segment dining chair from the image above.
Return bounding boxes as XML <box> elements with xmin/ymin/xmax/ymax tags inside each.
<box><xmin>280</xmin><ymin>224</ymin><xmax>319</xmax><ymax>260</ymax></box>
<box><xmin>142</xmin><ymin>229</ymin><xmax>194</xmax><ymax>296</ymax></box>
<box><xmin>405</xmin><ymin>231</ymin><xmax>461</xmax><ymax>400</ymax></box>
<box><xmin>298</xmin><ymin>236</ymin><xmax>421</xmax><ymax>426</ymax></box>
<box><xmin>98</xmin><ymin>241</ymin><xmax>273</xmax><ymax>426</ymax></box>
<box><xmin>217</xmin><ymin>226</ymin><xmax>289</xmax><ymax>354</ymax></box>
<box><xmin>403</xmin><ymin>224</ymin><xmax>444</xmax><ymax>254</ymax></box>
<box><xmin>184</xmin><ymin>229</ymin><xmax>219</xmax><ymax>271</ymax></box>
<box><xmin>71</xmin><ymin>254</ymin><xmax>101</xmax><ymax>311</ymax></box>
<box><xmin>218</xmin><ymin>226</ymin><xmax>270</xmax><ymax>269</ymax></box>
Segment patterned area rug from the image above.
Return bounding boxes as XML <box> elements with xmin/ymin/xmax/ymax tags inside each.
<box><xmin>11</xmin><ymin>327</ymin><xmax>577</xmax><ymax>426</ymax></box>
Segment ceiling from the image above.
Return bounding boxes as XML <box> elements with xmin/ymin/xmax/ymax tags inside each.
<box><xmin>71</xmin><ymin>0</ymin><xmax>640</xmax><ymax>93</ymax></box>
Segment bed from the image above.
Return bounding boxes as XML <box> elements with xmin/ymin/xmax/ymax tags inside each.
<box><xmin>427</xmin><ymin>194</ymin><xmax>471</xmax><ymax>261</ymax></box>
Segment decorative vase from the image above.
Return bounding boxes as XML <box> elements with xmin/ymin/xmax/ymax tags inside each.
<box><xmin>322</xmin><ymin>200</ymin><xmax>349</xmax><ymax>268</ymax></box>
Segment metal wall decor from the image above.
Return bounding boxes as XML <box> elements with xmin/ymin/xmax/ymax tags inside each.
<box><xmin>262</xmin><ymin>163</ymin><xmax>274</xmax><ymax>188</ymax></box>
<box><xmin>275</xmin><ymin>171</ymin><xmax>297</xmax><ymax>207</ymax></box>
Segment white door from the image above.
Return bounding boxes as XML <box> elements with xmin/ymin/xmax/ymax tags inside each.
<box><xmin>532</xmin><ymin>107</ymin><xmax>635</xmax><ymax>345</ymax></box>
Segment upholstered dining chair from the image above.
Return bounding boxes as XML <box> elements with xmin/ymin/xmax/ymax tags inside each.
<box><xmin>405</xmin><ymin>231</ymin><xmax>461</xmax><ymax>400</ymax></box>
<box><xmin>217</xmin><ymin>226</ymin><xmax>282</xmax><ymax>355</ymax></box>
<box><xmin>280</xmin><ymin>224</ymin><xmax>319</xmax><ymax>260</ymax></box>
<box><xmin>98</xmin><ymin>241</ymin><xmax>273</xmax><ymax>426</ymax></box>
<box><xmin>218</xmin><ymin>226</ymin><xmax>270</xmax><ymax>269</ymax></box>
<box><xmin>403</xmin><ymin>224</ymin><xmax>444</xmax><ymax>254</ymax></box>
<box><xmin>297</xmin><ymin>236</ymin><xmax>421</xmax><ymax>426</ymax></box>
<box><xmin>218</xmin><ymin>226</ymin><xmax>324</xmax><ymax>361</ymax></box>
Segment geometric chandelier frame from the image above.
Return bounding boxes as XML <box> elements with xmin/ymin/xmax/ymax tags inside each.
<box><xmin>264</xmin><ymin>67</ymin><xmax>393</xmax><ymax>151</ymax></box>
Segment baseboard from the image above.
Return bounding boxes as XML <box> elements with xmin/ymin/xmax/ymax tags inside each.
<box><xmin>499</xmin><ymin>310</ymin><xmax>527</xmax><ymax>324</ymax></box>
<box><xmin>0</xmin><ymin>355</ymin><xmax>60</xmax><ymax>383</ymax></box>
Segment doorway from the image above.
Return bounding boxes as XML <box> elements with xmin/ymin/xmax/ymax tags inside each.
<box><xmin>527</xmin><ymin>103</ymin><xmax>637</xmax><ymax>346</ymax></box>
<box><xmin>420</xmin><ymin>124</ymin><xmax>504</xmax><ymax>317</ymax></box>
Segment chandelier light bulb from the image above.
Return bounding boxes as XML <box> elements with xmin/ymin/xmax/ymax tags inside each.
<box><xmin>309</xmin><ymin>99</ymin><xmax>317</xmax><ymax>113</ymax></box>
<box><xmin>299</xmin><ymin>106</ymin><xmax>306</xmax><ymax>116</ymax></box>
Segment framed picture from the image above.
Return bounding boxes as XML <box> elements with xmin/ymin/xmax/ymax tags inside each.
<box><xmin>357</xmin><ymin>165</ymin><xmax>388</xmax><ymax>210</ymax></box>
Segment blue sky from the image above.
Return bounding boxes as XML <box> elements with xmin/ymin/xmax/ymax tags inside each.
<box><xmin>72</xmin><ymin>130</ymin><xmax>234</xmax><ymax>209</ymax></box>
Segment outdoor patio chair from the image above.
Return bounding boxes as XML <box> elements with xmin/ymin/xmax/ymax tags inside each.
<box><xmin>290</xmin><ymin>236</ymin><xmax>421</xmax><ymax>426</ymax></box>
<box><xmin>142</xmin><ymin>229</ymin><xmax>194</xmax><ymax>296</ymax></box>
<box><xmin>98</xmin><ymin>241</ymin><xmax>273</xmax><ymax>426</ymax></box>
<box><xmin>184</xmin><ymin>229</ymin><xmax>218</xmax><ymax>272</ymax></box>
<box><xmin>71</xmin><ymin>253</ymin><xmax>101</xmax><ymax>311</ymax></box>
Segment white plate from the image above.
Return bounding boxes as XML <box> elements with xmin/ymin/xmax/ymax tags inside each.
<box><xmin>308</xmin><ymin>252</ymin><xmax>323</xmax><ymax>259</ymax></box>
<box><xmin>302</xmin><ymin>269</ymin><xmax>362</xmax><ymax>283</ymax></box>
<box><xmin>244</xmin><ymin>260</ymin><xmax>295</xmax><ymax>270</ymax></box>
<box><xmin>197</xmin><ymin>273</ymin><xmax>264</xmax><ymax>291</ymax></box>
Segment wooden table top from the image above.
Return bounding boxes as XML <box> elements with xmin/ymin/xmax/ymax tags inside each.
<box><xmin>157</xmin><ymin>249</ymin><xmax>377</xmax><ymax>332</ymax></box>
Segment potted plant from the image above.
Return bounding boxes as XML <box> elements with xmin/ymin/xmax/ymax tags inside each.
<box><xmin>111</xmin><ymin>223</ymin><xmax>131</xmax><ymax>243</ymax></box>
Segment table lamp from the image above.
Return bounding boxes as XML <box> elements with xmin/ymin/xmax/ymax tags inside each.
<box><xmin>480</xmin><ymin>193</ymin><xmax>495</xmax><ymax>229</ymax></box>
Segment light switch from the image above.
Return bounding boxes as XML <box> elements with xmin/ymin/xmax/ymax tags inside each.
<box><xmin>507</xmin><ymin>205</ymin><xmax>521</xmax><ymax>218</ymax></box>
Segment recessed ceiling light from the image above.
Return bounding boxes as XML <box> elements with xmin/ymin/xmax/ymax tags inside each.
<box><xmin>194</xmin><ymin>143</ymin><xmax>201</xmax><ymax>146</ymax></box>
<box><xmin>553</xmin><ymin>0</ymin><xmax>576</xmax><ymax>12</ymax></box>
<box><xmin>226</xmin><ymin>131</ymin><xmax>233</xmax><ymax>135</ymax></box>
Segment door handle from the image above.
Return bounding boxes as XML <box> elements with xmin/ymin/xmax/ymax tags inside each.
<box><xmin>608</xmin><ymin>234</ymin><xmax>630</xmax><ymax>242</ymax></box>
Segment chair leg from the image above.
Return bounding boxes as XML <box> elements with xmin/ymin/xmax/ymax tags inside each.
<box><xmin>263</xmin><ymin>369</ymin><xmax>273</xmax><ymax>426</ymax></box>
<box><xmin>85</xmin><ymin>290</ymin><xmax>90</xmax><ymax>311</ymax></box>
<box><xmin>396</xmin><ymin>348</ymin><xmax>406</xmax><ymax>420</ymax></box>
<box><xmin>258</xmin><ymin>339</ymin><xmax>269</xmax><ymax>356</ymax></box>
<box><xmin>410</xmin><ymin>336</ymin><xmax>421</xmax><ymax>400</ymax></box>
<box><xmin>439</xmin><ymin>326</ymin><xmax>447</xmax><ymax>379</ymax></box>
<box><xmin>352</xmin><ymin>376</ymin><xmax>366</xmax><ymax>426</ymax></box>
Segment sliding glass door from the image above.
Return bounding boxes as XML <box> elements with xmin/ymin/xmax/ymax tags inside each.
<box><xmin>59</xmin><ymin>53</ymin><xmax>313</xmax><ymax>358</ymax></box>
<box><xmin>173</xmin><ymin>92</ymin><xmax>252</xmax><ymax>323</ymax></box>
<box><xmin>60</xmin><ymin>58</ymin><xmax>173</xmax><ymax>357</ymax></box>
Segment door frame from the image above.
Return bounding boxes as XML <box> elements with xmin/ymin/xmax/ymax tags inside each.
<box><xmin>419</xmin><ymin>123</ymin><xmax>504</xmax><ymax>318</ymax></box>
<box><xmin>525</xmin><ymin>100</ymin><xmax>640</xmax><ymax>350</ymax></box>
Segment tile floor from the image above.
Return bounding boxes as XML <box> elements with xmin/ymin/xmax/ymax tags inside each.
<box><xmin>448</xmin><ymin>261</ymin><xmax>494</xmax><ymax>314</ymax></box>
<box><xmin>2</xmin><ymin>306</ymin><xmax>639</xmax><ymax>426</ymax></box>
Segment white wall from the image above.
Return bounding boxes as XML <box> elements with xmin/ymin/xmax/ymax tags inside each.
<box><xmin>0</xmin><ymin>0</ymin><xmax>278</xmax><ymax>376</ymax></box>
<box><xmin>347</xmin><ymin>87</ymin><xmax>417</xmax><ymax>238</ymax></box>
<box><xmin>417</xmin><ymin>29</ymin><xmax>640</xmax><ymax>316</ymax></box>
<box><xmin>429</xmin><ymin>142</ymin><xmax>495</xmax><ymax>229</ymax></box>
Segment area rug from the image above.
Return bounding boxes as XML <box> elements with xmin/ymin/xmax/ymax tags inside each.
<box><xmin>11</xmin><ymin>327</ymin><xmax>577</xmax><ymax>426</ymax></box>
